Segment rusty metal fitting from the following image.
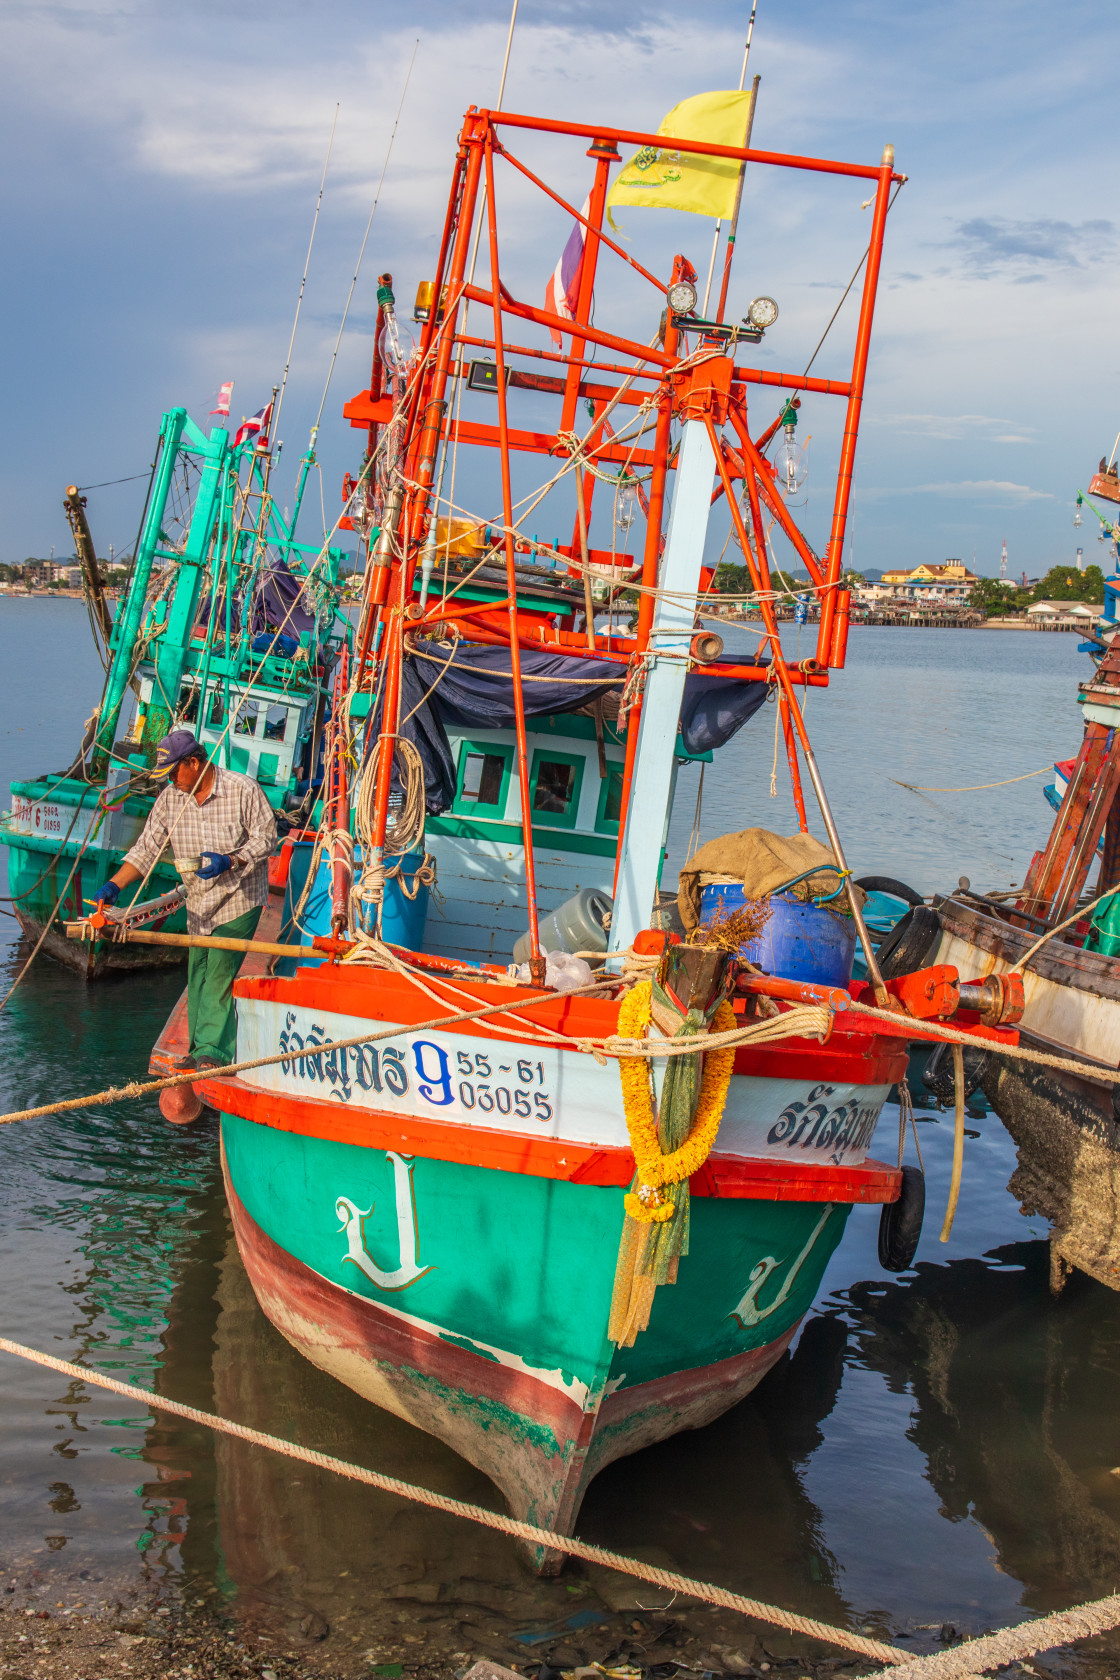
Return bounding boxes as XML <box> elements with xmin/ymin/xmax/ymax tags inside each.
<box><xmin>690</xmin><ymin>631</ymin><xmax>724</xmax><ymax>663</ymax></box>
<box><xmin>958</xmin><ymin>971</ymin><xmax>1024</xmax><ymax>1027</ymax></box>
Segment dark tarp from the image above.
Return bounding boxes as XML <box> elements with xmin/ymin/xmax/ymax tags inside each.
<box><xmin>250</xmin><ymin>559</ymin><xmax>316</xmax><ymax>640</ymax></box>
<box><xmin>371</xmin><ymin>638</ymin><xmax>768</xmax><ymax>816</ymax></box>
<box><xmin>679</xmin><ymin>656</ymin><xmax>769</xmax><ymax>752</ymax></box>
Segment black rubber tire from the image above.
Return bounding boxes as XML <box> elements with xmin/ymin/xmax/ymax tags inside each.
<box><xmin>876</xmin><ymin>904</ymin><xmax>942</xmax><ymax>979</ymax></box>
<box><xmin>923</xmin><ymin>1038</ymin><xmax>991</xmax><ymax>1103</ymax></box>
<box><xmin>878</xmin><ymin>1165</ymin><xmax>925</xmax><ymax>1272</ymax></box>
<box><xmin>854</xmin><ymin>875</ymin><xmax>925</xmax><ymax>907</ymax></box>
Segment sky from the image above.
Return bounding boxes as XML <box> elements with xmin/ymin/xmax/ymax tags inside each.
<box><xmin>1</xmin><ymin>0</ymin><xmax>1116</xmax><ymax>580</ymax></box>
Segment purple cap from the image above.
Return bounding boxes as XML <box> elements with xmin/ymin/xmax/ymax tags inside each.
<box><xmin>154</xmin><ymin>730</ymin><xmax>203</xmax><ymax>775</ymax></box>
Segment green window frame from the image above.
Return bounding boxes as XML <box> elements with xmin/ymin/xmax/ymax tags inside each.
<box><xmin>452</xmin><ymin>739</ymin><xmax>514</xmax><ymax>818</ymax></box>
<box><xmin>594</xmin><ymin>761</ymin><xmax>626</xmax><ymax>835</ymax></box>
<box><xmin>528</xmin><ymin>748</ymin><xmax>585</xmax><ymax>831</ymax></box>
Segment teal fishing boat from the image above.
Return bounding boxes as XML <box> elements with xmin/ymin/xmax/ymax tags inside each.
<box><xmin>76</xmin><ymin>92</ymin><xmax>1017</xmax><ymax>1566</ymax></box>
<box><xmin>0</xmin><ymin>406</ymin><xmax>350</xmax><ymax>977</ymax></box>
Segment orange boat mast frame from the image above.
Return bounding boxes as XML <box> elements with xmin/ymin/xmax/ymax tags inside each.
<box><xmin>342</xmin><ymin>105</ymin><xmax>903</xmax><ymax>980</ymax></box>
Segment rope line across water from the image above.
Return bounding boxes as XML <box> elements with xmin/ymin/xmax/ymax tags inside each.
<box><xmin>0</xmin><ymin>1334</ymin><xmax>902</xmax><ymax>1664</ymax></box>
<box><xmin>2</xmin><ymin>1334</ymin><xmax>1119</xmax><ymax>1677</ymax></box>
<box><xmin>0</xmin><ymin>987</ymin><xmax>832</xmax><ymax>1126</ymax></box>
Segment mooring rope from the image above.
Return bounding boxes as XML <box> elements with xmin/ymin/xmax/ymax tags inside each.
<box><xmin>2</xmin><ymin>1332</ymin><xmax>1118</xmax><ymax>1677</ymax></box>
<box><xmin>0</xmin><ymin>1333</ymin><xmax>902</xmax><ymax>1663</ymax></box>
<box><xmin>847</xmin><ymin>998</ymin><xmax>1120</xmax><ymax>1086</ymax></box>
<box><xmin>866</xmin><ymin>1597</ymin><xmax>1120</xmax><ymax>1680</ymax></box>
<box><xmin>0</xmin><ymin>991</ymin><xmax>832</xmax><ymax>1126</ymax></box>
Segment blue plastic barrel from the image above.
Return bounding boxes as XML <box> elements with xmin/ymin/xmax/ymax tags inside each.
<box><xmin>281</xmin><ymin>840</ymin><xmax>430</xmax><ymax>962</ymax></box>
<box><xmin>698</xmin><ymin>882</ymin><xmax>856</xmax><ymax>985</ymax></box>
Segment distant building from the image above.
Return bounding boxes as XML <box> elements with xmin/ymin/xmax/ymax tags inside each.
<box><xmin>874</xmin><ymin>560</ymin><xmax>980</xmax><ymax>604</ymax></box>
<box><xmin>1026</xmin><ymin>600</ymin><xmax>1103</xmax><ymax>629</ymax></box>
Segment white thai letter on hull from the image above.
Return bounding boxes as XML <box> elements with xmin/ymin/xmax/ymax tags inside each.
<box><xmin>336</xmin><ymin>1152</ymin><xmax>434</xmax><ymax>1290</ymax></box>
<box><xmin>729</xmin><ymin>1204</ymin><xmax>835</xmax><ymax>1327</ymax></box>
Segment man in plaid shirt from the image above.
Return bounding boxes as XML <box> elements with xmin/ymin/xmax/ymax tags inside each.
<box><xmin>95</xmin><ymin>730</ymin><xmax>277</xmax><ymax>1072</ymax></box>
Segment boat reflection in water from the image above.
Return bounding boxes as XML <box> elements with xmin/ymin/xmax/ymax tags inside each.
<box><xmin>843</xmin><ymin>1241</ymin><xmax>1120</xmax><ymax>1608</ymax></box>
<box><xmin>138</xmin><ymin>1197</ymin><xmax>1120</xmax><ymax>1652</ymax></box>
<box><xmin>141</xmin><ymin>1187</ymin><xmax>854</xmax><ymax>1659</ymax></box>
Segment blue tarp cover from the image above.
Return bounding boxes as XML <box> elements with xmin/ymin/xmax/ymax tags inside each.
<box><xmin>373</xmin><ymin>638</ymin><xmax>767</xmax><ymax>815</ymax></box>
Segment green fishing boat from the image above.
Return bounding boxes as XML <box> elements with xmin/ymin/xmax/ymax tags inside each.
<box><xmin>0</xmin><ymin>405</ymin><xmax>350</xmax><ymax>977</ymax></box>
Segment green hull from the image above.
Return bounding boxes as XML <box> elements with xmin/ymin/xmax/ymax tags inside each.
<box><xmin>221</xmin><ymin>1111</ymin><xmax>850</xmax><ymax>1564</ymax></box>
<box><xmin>0</xmin><ymin>778</ymin><xmax>185</xmax><ymax>976</ymax></box>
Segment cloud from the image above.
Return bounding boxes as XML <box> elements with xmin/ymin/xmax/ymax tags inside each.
<box><xmin>860</xmin><ymin>480</ymin><xmax>1053</xmax><ymax>502</ymax></box>
<box><xmin>950</xmin><ymin>216</ymin><xmax>1115</xmax><ymax>275</ymax></box>
<box><xmin>868</xmin><ymin>413</ymin><xmax>1036</xmax><ymax>442</ymax></box>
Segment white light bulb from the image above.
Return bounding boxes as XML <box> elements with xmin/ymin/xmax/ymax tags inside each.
<box><xmin>615</xmin><ymin>480</ymin><xmax>641</xmax><ymax>532</ymax></box>
<box><xmin>379</xmin><ymin>314</ymin><xmax>416</xmax><ymax>376</ymax></box>
<box><xmin>773</xmin><ymin>427</ymin><xmax>807</xmax><ymax>496</ymax></box>
<box><xmin>1074</xmin><ymin>504</ymin><xmax>1083</xmax><ymax>528</ymax></box>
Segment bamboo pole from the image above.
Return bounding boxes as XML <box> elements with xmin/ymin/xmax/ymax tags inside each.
<box><xmin>939</xmin><ymin>1043</ymin><xmax>966</xmax><ymax>1242</ymax></box>
<box><xmin>65</xmin><ymin>927</ymin><xmax>326</xmax><ymax>961</ymax></box>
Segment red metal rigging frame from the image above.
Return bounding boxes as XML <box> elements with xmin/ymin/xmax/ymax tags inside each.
<box><xmin>343</xmin><ymin>104</ymin><xmax>903</xmax><ymax>969</ymax></box>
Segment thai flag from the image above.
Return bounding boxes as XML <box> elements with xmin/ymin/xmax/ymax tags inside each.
<box><xmin>210</xmin><ymin>380</ymin><xmax>234</xmax><ymax>417</ymax></box>
<box><xmin>234</xmin><ymin>401</ymin><xmax>272</xmax><ymax>450</ymax></box>
<box><xmin>544</xmin><ymin>196</ymin><xmax>590</xmax><ymax>346</ymax></box>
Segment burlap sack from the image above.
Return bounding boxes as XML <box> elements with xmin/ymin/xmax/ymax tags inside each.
<box><xmin>676</xmin><ymin>827</ymin><xmax>865</xmax><ymax>932</ymax></box>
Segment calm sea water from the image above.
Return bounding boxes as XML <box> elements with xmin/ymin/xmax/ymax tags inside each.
<box><xmin>1</xmin><ymin>604</ymin><xmax>1114</xmax><ymax>1660</ymax></box>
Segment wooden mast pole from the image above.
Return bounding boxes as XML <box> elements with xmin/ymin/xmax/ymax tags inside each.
<box><xmin>63</xmin><ymin>487</ymin><xmax>113</xmax><ymax>649</ymax></box>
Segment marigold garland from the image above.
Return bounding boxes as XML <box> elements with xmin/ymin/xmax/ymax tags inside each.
<box><xmin>617</xmin><ymin>981</ymin><xmax>737</xmax><ymax>1222</ymax></box>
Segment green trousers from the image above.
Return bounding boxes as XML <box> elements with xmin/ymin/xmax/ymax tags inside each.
<box><xmin>187</xmin><ymin>905</ymin><xmax>263</xmax><ymax>1064</ymax></box>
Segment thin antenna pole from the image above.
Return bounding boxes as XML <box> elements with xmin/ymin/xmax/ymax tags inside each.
<box><xmin>702</xmin><ymin>1</ymin><xmax>758</xmax><ymax>315</ymax></box>
<box><xmin>714</xmin><ymin>73</ymin><xmax>760</xmax><ymax>323</ymax></box>
<box><xmin>496</xmin><ymin>0</ymin><xmax>519</xmax><ymax>109</ymax></box>
<box><xmin>272</xmin><ymin>103</ymin><xmax>340</xmax><ymax>449</ymax></box>
<box><xmin>312</xmin><ymin>42</ymin><xmax>419</xmax><ymax>439</ymax></box>
<box><xmin>465</xmin><ymin>0</ymin><xmax>521</xmax><ymax>293</ymax></box>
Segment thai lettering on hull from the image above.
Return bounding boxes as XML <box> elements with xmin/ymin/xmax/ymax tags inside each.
<box><xmin>277</xmin><ymin>1009</ymin><xmax>556</xmax><ymax>1122</ymax></box>
<box><xmin>336</xmin><ymin>1152</ymin><xmax>433</xmax><ymax>1291</ymax></box>
<box><xmin>248</xmin><ymin>1002</ymin><xmax>887</xmax><ymax>1165</ymax></box>
<box><xmin>767</xmin><ymin>1083</ymin><xmax>882</xmax><ymax>1166</ymax></box>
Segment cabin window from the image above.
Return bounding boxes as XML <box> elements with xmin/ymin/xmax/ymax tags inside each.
<box><xmin>208</xmin><ymin>691</ymin><xmax>226</xmax><ymax>727</ymax></box>
<box><xmin>178</xmin><ymin>686</ymin><xmax>200</xmax><ymax>725</ymax></box>
<box><xmin>528</xmin><ymin>751</ymin><xmax>584</xmax><ymax>830</ymax></box>
<box><xmin>235</xmin><ymin>701</ymin><xmax>260</xmax><ymax>737</ymax></box>
<box><xmin>452</xmin><ymin>741</ymin><xmax>513</xmax><ymax>818</ymax></box>
<box><xmin>264</xmin><ymin>705</ymin><xmax>288</xmax><ymax>742</ymax></box>
<box><xmin>595</xmin><ymin>766</ymin><xmax>625</xmax><ymax>834</ymax></box>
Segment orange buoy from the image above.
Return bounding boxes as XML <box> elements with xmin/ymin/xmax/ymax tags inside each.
<box><xmin>159</xmin><ymin>1083</ymin><xmax>203</xmax><ymax>1126</ymax></box>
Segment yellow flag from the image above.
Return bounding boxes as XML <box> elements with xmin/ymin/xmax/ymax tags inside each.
<box><xmin>606</xmin><ymin>90</ymin><xmax>753</xmax><ymax>230</ymax></box>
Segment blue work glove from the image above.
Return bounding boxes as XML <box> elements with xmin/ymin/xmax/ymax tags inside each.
<box><xmin>94</xmin><ymin>880</ymin><xmax>120</xmax><ymax>906</ymax></box>
<box><xmin>197</xmin><ymin>851</ymin><xmax>232</xmax><ymax>881</ymax></box>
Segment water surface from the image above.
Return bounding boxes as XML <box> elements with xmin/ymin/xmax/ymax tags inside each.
<box><xmin>1</xmin><ymin>606</ymin><xmax>1114</xmax><ymax>1671</ymax></box>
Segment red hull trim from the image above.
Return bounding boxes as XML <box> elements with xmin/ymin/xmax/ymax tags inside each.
<box><xmin>205</xmin><ymin>1076</ymin><xmax>900</xmax><ymax>1204</ymax></box>
<box><xmin>223</xmin><ymin>1158</ymin><xmax>798</xmax><ymax>1544</ymax></box>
